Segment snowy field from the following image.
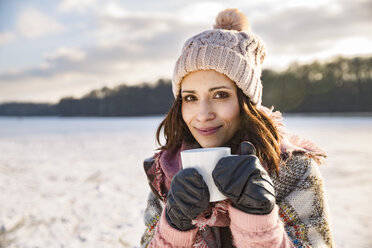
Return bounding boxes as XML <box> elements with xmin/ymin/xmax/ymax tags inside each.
<box><xmin>0</xmin><ymin>116</ymin><xmax>371</xmax><ymax>248</ymax></box>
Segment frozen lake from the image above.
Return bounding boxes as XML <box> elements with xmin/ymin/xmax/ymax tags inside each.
<box><xmin>0</xmin><ymin>116</ymin><xmax>371</xmax><ymax>248</ymax></box>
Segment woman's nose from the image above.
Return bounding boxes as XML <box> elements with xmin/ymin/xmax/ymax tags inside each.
<box><xmin>196</xmin><ymin>100</ymin><xmax>215</xmax><ymax>122</ymax></box>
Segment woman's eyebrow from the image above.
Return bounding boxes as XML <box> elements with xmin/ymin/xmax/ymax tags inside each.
<box><xmin>209</xmin><ymin>86</ymin><xmax>232</xmax><ymax>92</ymax></box>
<box><xmin>181</xmin><ymin>86</ymin><xmax>232</xmax><ymax>94</ymax></box>
<box><xmin>181</xmin><ymin>90</ymin><xmax>195</xmax><ymax>94</ymax></box>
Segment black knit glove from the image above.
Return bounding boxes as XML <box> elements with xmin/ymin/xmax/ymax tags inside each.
<box><xmin>165</xmin><ymin>168</ymin><xmax>210</xmax><ymax>231</ymax></box>
<box><xmin>212</xmin><ymin>141</ymin><xmax>275</xmax><ymax>215</ymax></box>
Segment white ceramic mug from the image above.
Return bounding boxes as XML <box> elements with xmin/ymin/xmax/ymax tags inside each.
<box><xmin>180</xmin><ymin>147</ymin><xmax>231</xmax><ymax>202</ymax></box>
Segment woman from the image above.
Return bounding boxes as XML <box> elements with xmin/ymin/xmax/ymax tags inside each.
<box><xmin>141</xmin><ymin>8</ymin><xmax>333</xmax><ymax>248</ymax></box>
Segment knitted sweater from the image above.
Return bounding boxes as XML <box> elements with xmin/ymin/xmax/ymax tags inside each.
<box><xmin>140</xmin><ymin>153</ymin><xmax>333</xmax><ymax>248</ymax></box>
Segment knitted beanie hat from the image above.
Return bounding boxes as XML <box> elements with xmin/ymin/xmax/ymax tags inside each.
<box><xmin>172</xmin><ymin>8</ymin><xmax>266</xmax><ymax>106</ymax></box>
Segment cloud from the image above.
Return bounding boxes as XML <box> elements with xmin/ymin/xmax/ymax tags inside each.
<box><xmin>58</xmin><ymin>0</ymin><xmax>99</xmax><ymax>13</ymax></box>
<box><xmin>100</xmin><ymin>1</ymin><xmax>128</xmax><ymax>18</ymax></box>
<box><xmin>0</xmin><ymin>32</ymin><xmax>16</xmax><ymax>45</ymax></box>
<box><xmin>178</xmin><ymin>2</ymin><xmax>225</xmax><ymax>24</ymax></box>
<box><xmin>90</xmin><ymin>9</ymin><xmax>209</xmax><ymax>62</ymax></box>
<box><xmin>2</xmin><ymin>0</ymin><xmax>372</xmax><ymax>103</ymax></box>
<box><xmin>17</xmin><ymin>8</ymin><xmax>65</xmax><ymax>39</ymax></box>
<box><xmin>252</xmin><ymin>0</ymin><xmax>372</xmax><ymax>56</ymax></box>
<box><xmin>44</xmin><ymin>47</ymin><xmax>86</xmax><ymax>63</ymax></box>
<box><xmin>0</xmin><ymin>14</ymin><xmax>196</xmax><ymax>82</ymax></box>
<box><xmin>0</xmin><ymin>12</ymin><xmax>202</xmax><ymax>103</ymax></box>
<box><xmin>0</xmin><ymin>58</ymin><xmax>174</xmax><ymax>103</ymax></box>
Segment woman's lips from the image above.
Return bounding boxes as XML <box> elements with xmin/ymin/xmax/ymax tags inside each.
<box><xmin>195</xmin><ymin>126</ymin><xmax>222</xmax><ymax>136</ymax></box>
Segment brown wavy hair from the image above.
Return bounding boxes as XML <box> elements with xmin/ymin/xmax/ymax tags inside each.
<box><xmin>156</xmin><ymin>88</ymin><xmax>281</xmax><ymax>174</ymax></box>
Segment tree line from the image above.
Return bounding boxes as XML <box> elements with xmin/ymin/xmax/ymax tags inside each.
<box><xmin>0</xmin><ymin>56</ymin><xmax>371</xmax><ymax>116</ymax></box>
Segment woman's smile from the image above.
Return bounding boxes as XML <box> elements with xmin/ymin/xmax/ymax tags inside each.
<box><xmin>194</xmin><ymin>125</ymin><xmax>223</xmax><ymax>136</ymax></box>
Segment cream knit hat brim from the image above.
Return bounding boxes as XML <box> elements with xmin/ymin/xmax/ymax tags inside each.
<box><xmin>172</xmin><ymin>9</ymin><xmax>266</xmax><ymax>106</ymax></box>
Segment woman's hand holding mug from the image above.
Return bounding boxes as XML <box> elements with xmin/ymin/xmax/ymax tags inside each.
<box><xmin>165</xmin><ymin>168</ymin><xmax>210</xmax><ymax>231</ymax></box>
<box><xmin>212</xmin><ymin>142</ymin><xmax>276</xmax><ymax>215</ymax></box>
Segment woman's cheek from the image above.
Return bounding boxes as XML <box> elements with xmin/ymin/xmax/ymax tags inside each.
<box><xmin>181</xmin><ymin>104</ymin><xmax>193</xmax><ymax>124</ymax></box>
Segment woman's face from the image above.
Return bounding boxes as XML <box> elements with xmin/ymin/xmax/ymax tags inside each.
<box><xmin>181</xmin><ymin>70</ymin><xmax>241</xmax><ymax>148</ymax></box>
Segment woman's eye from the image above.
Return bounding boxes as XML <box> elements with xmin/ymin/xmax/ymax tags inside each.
<box><xmin>214</xmin><ymin>91</ymin><xmax>229</xmax><ymax>99</ymax></box>
<box><xmin>183</xmin><ymin>95</ymin><xmax>197</xmax><ymax>102</ymax></box>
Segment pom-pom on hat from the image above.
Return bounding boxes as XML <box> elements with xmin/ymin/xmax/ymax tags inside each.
<box><xmin>172</xmin><ymin>8</ymin><xmax>266</xmax><ymax>106</ymax></box>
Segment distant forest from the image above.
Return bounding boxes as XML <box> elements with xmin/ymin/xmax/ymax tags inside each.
<box><xmin>0</xmin><ymin>56</ymin><xmax>371</xmax><ymax>116</ymax></box>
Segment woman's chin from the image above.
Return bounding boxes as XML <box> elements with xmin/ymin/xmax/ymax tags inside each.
<box><xmin>197</xmin><ymin>139</ymin><xmax>224</xmax><ymax>148</ymax></box>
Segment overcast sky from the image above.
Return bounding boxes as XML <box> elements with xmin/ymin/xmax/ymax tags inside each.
<box><xmin>0</xmin><ymin>0</ymin><xmax>371</xmax><ymax>103</ymax></box>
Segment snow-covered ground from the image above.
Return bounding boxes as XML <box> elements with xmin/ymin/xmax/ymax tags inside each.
<box><xmin>0</xmin><ymin>116</ymin><xmax>371</xmax><ymax>248</ymax></box>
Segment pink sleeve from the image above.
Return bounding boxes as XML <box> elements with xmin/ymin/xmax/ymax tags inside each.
<box><xmin>148</xmin><ymin>208</ymin><xmax>198</xmax><ymax>248</ymax></box>
<box><xmin>228</xmin><ymin>204</ymin><xmax>295</xmax><ymax>248</ymax></box>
